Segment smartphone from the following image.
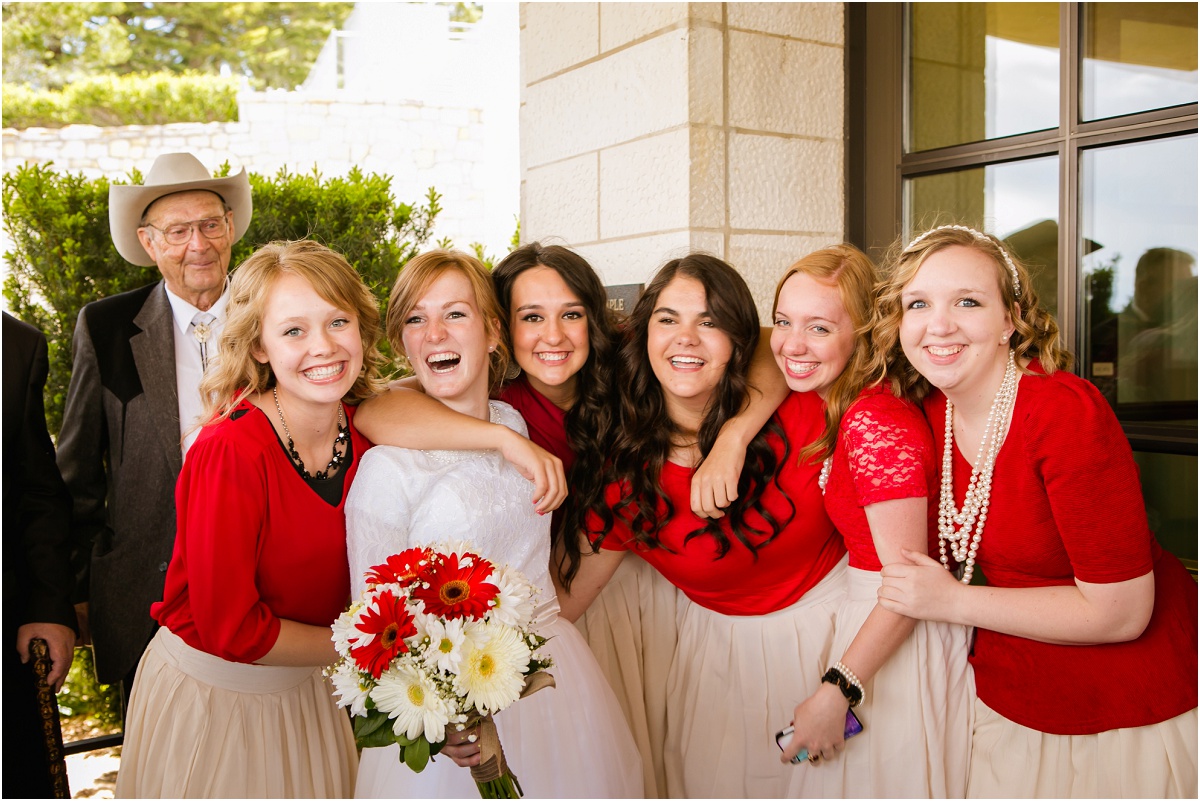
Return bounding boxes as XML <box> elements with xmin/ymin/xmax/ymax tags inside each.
<box><xmin>775</xmin><ymin>709</ymin><xmax>864</xmax><ymax>764</ymax></box>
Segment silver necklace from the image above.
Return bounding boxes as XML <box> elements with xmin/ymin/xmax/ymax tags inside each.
<box><xmin>937</xmin><ymin>350</ymin><xmax>1019</xmax><ymax>584</ymax></box>
<box><xmin>272</xmin><ymin>386</ymin><xmax>348</xmax><ymax>480</ymax></box>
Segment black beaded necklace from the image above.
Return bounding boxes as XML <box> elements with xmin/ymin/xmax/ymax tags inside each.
<box><xmin>272</xmin><ymin>386</ymin><xmax>348</xmax><ymax>480</ymax></box>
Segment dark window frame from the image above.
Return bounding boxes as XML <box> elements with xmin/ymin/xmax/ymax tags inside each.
<box><xmin>848</xmin><ymin>1</ymin><xmax>1198</xmax><ymax>455</ymax></box>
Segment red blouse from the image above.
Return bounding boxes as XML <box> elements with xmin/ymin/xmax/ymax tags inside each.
<box><xmin>498</xmin><ymin>376</ymin><xmax>574</xmax><ymax>471</ymax></box>
<box><xmin>824</xmin><ymin>385</ymin><xmax>938</xmax><ymax>572</ymax></box>
<box><xmin>152</xmin><ymin>401</ymin><xmax>370</xmax><ymax>663</ymax></box>
<box><xmin>592</xmin><ymin>391</ymin><xmax>845</xmax><ymax>615</ymax></box>
<box><xmin>926</xmin><ymin>363</ymin><xmax>1198</xmax><ymax>734</ymax></box>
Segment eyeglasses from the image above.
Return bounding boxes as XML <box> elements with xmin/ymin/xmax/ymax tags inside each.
<box><xmin>142</xmin><ymin>216</ymin><xmax>230</xmax><ymax>246</ymax></box>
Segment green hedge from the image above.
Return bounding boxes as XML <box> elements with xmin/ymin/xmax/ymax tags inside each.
<box><xmin>3</xmin><ymin>162</ymin><xmax>443</xmax><ymax>436</ymax></box>
<box><xmin>2</xmin><ymin>72</ymin><xmax>240</xmax><ymax>129</ymax></box>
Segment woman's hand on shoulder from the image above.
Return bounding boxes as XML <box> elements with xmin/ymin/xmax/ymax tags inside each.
<box><xmin>496</xmin><ymin>429</ymin><xmax>567</xmax><ymax>515</ymax></box>
<box><xmin>690</xmin><ymin>430</ymin><xmax>746</xmax><ymax>518</ymax></box>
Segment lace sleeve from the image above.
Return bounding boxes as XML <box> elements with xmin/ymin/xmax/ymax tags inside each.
<box><xmin>841</xmin><ymin>395</ymin><xmax>935</xmax><ymax>508</ymax></box>
<box><xmin>345</xmin><ymin>448</ymin><xmax>420</xmax><ymax>598</ymax></box>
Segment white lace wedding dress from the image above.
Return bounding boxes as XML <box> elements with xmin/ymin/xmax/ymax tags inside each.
<box><xmin>346</xmin><ymin>401</ymin><xmax>643</xmax><ymax>799</ymax></box>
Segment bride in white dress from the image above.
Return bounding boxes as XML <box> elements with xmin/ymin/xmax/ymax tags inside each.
<box><xmin>346</xmin><ymin>250</ymin><xmax>643</xmax><ymax>799</ymax></box>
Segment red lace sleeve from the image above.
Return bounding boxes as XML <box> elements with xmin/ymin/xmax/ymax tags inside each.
<box><xmin>841</xmin><ymin>391</ymin><xmax>936</xmax><ymax>508</ymax></box>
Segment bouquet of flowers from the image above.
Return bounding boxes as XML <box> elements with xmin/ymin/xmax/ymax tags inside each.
<box><xmin>327</xmin><ymin>542</ymin><xmax>554</xmax><ymax>798</ymax></box>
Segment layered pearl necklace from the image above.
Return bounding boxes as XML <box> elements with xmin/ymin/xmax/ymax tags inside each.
<box><xmin>938</xmin><ymin>350</ymin><xmax>1019</xmax><ymax>584</ymax></box>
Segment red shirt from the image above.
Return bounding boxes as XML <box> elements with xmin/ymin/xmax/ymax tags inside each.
<box><xmin>926</xmin><ymin>364</ymin><xmax>1198</xmax><ymax>734</ymax></box>
<box><xmin>593</xmin><ymin>391</ymin><xmax>845</xmax><ymax>615</ymax></box>
<box><xmin>498</xmin><ymin>376</ymin><xmax>574</xmax><ymax>471</ymax></box>
<box><xmin>152</xmin><ymin>401</ymin><xmax>370</xmax><ymax>663</ymax></box>
<box><xmin>824</xmin><ymin>385</ymin><xmax>938</xmax><ymax>571</ymax></box>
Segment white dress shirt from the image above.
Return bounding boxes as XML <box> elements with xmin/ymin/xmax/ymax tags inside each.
<box><xmin>164</xmin><ymin>284</ymin><xmax>229</xmax><ymax>456</ymax></box>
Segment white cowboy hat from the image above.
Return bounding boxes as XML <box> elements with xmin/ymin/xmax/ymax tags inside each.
<box><xmin>109</xmin><ymin>152</ymin><xmax>252</xmax><ymax>266</ymax></box>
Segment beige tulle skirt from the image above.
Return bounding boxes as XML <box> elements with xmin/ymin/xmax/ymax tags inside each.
<box><xmin>665</xmin><ymin>556</ymin><xmax>848</xmax><ymax>799</ymax></box>
<box><xmin>968</xmin><ymin>698</ymin><xmax>1198</xmax><ymax>798</ymax></box>
<box><xmin>805</xmin><ymin>567</ymin><xmax>973</xmax><ymax>798</ymax></box>
<box><xmin>575</xmin><ymin>556</ymin><xmax>681</xmax><ymax>798</ymax></box>
<box><xmin>115</xmin><ymin>627</ymin><xmax>357</xmax><ymax>798</ymax></box>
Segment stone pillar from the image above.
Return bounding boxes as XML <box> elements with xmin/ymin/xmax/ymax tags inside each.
<box><xmin>520</xmin><ymin>2</ymin><xmax>846</xmax><ymax>319</ymax></box>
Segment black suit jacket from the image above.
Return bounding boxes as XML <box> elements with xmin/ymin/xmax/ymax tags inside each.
<box><xmin>56</xmin><ymin>282</ymin><xmax>183</xmax><ymax>684</ymax></box>
<box><xmin>2</xmin><ymin>312</ymin><xmax>76</xmax><ymax>638</ymax></box>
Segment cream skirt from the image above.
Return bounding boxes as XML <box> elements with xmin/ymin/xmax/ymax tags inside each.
<box><xmin>576</xmin><ymin>556</ymin><xmax>681</xmax><ymax>798</ymax></box>
<box><xmin>808</xmin><ymin>567</ymin><xmax>973</xmax><ymax>798</ymax></box>
<box><xmin>968</xmin><ymin>698</ymin><xmax>1198</xmax><ymax>798</ymax></box>
<box><xmin>115</xmin><ymin>627</ymin><xmax>357</xmax><ymax>799</ymax></box>
<box><xmin>665</xmin><ymin>555</ymin><xmax>848</xmax><ymax>799</ymax></box>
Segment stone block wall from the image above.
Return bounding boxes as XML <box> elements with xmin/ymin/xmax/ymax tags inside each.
<box><xmin>520</xmin><ymin>2</ymin><xmax>847</xmax><ymax>321</ymax></box>
<box><xmin>2</xmin><ymin>90</ymin><xmax>495</xmax><ymax>253</ymax></box>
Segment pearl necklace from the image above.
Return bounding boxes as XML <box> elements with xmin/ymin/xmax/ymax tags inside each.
<box><xmin>818</xmin><ymin>456</ymin><xmax>833</xmax><ymax>495</ymax></box>
<box><xmin>938</xmin><ymin>350</ymin><xmax>1019</xmax><ymax>584</ymax></box>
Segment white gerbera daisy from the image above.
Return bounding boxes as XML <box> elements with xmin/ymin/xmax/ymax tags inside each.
<box><xmin>331</xmin><ymin>603</ymin><xmax>363</xmax><ymax>656</ymax></box>
<box><xmin>422</xmin><ymin>616</ymin><xmax>468</xmax><ymax>674</ymax></box>
<box><xmin>371</xmin><ymin>662</ymin><xmax>452</xmax><ymax>742</ymax></box>
<box><xmin>486</xmin><ymin>565</ymin><xmax>536</xmax><ymax>628</ymax></box>
<box><xmin>453</xmin><ymin>622</ymin><xmax>531</xmax><ymax>714</ymax></box>
<box><xmin>329</xmin><ymin>660</ymin><xmax>372</xmax><ymax>717</ymax></box>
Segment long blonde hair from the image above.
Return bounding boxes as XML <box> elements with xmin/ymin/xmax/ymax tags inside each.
<box><xmin>873</xmin><ymin>225</ymin><xmax>1071</xmax><ymax>401</ymax></box>
<box><xmin>199</xmin><ymin>240</ymin><xmax>386</xmax><ymax>424</ymax></box>
<box><xmin>772</xmin><ymin>243</ymin><xmax>883</xmax><ymax>463</ymax></box>
<box><xmin>385</xmin><ymin>249</ymin><xmax>511</xmax><ymax>395</ymax></box>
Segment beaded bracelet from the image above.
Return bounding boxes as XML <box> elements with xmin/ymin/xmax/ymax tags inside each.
<box><xmin>821</xmin><ymin>663</ymin><xmax>864</xmax><ymax>708</ymax></box>
<box><xmin>834</xmin><ymin>661</ymin><xmax>865</xmax><ymax>702</ymax></box>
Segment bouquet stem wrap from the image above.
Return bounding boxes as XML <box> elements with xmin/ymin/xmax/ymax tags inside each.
<box><xmin>468</xmin><ymin>672</ymin><xmax>556</xmax><ymax>798</ymax></box>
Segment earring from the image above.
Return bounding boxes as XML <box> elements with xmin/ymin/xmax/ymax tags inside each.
<box><xmin>488</xmin><ymin>345</ymin><xmax>495</xmax><ymax>352</ymax></box>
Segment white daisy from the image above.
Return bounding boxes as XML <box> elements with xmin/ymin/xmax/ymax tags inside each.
<box><xmin>371</xmin><ymin>662</ymin><xmax>452</xmax><ymax>742</ymax></box>
<box><xmin>486</xmin><ymin>565</ymin><xmax>536</xmax><ymax>628</ymax></box>
<box><xmin>421</xmin><ymin>616</ymin><xmax>468</xmax><ymax>674</ymax></box>
<box><xmin>328</xmin><ymin>660</ymin><xmax>373</xmax><ymax>717</ymax></box>
<box><xmin>331</xmin><ymin>603</ymin><xmax>363</xmax><ymax>656</ymax></box>
<box><xmin>453</xmin><ymin>622</ymin><xmax>531</xmax><ymax>714</ymax></box>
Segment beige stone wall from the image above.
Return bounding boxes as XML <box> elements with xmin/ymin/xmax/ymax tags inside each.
<box><xmin>520</xmin><ymin>2</ymin><xmax>846</xmax><ymax>320</ymax></box>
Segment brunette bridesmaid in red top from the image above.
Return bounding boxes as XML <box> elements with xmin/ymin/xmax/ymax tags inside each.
<box><xmin>770</xmin><ymin>244</ymin><xmax>971</xmax><ymax>797</ymax></box>
<box><xmin>559</xmin><ymin>254</ymin><xmax>846</xmax><ymax>799</ymax></box>
<box><xmin>877</xmin><ymin>225</ymin><xmax>1198</xmax><ymax>798</ymax></box>
<box><xmin>117</xmin><ymin>241</ymin><xmax>384</xmax><ymax>797</ymax></box>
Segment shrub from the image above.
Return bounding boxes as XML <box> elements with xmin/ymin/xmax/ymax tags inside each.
<box><xmin>2</xmin><ymin>72</ymin><xmax>240</xmax><ymax>129</ymax></box>
<box><xmin>3</xmin><ymin>161</ymin><xmax>441</xmax><ymax>436</ymax></box>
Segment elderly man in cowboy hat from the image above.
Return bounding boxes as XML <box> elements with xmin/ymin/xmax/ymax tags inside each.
<box><xmin>56</xmin><ymin>152</ymin><xmax>252</xmax><ymax>703</ymax></box>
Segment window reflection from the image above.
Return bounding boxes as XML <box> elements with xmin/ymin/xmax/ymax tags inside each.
<box><xmin>1081</xmin><ymin>135</ymin><xmax>1198</xmax><ymax>416</ymax></box>
<box><xmin>905</xmin><ymin>155</ymin><xmax>1060</xmax><ymax>317</ymax></box>
<box><xmin>908</xmin><ymin>3</ymin><xmax>1059</xmax><ymax>152</ymax></box>
<box><xmin>1134</xmin><ymin>450</ymin><xmax>1198</xmax><ymax>573</ymax></box>
<box><xmin>1082</xmin><ymin>3</ymin><xmax>1198</xmax><ymax>122</ymax></box>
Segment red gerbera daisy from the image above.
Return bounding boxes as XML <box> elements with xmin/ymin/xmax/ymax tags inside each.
<box><xmin>364</xmin><ymin>547</ymin><xmax>433</xmax><ymax>588</ymax></box>
<box><xmin>350</xmin><ymin>588</ymin><xmax>417</xmax><ymax>679</ymax></box>
<box><xmin>411</xmin><ymin>553</ymin><xmax>499</xmax><ymax>620</ymax></box>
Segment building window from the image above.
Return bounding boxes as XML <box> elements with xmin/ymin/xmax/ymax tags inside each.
<box><xmin>851</xmin><ymin>1</ymin><xmax>1198</xmax><ymax>568</ymax></box>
